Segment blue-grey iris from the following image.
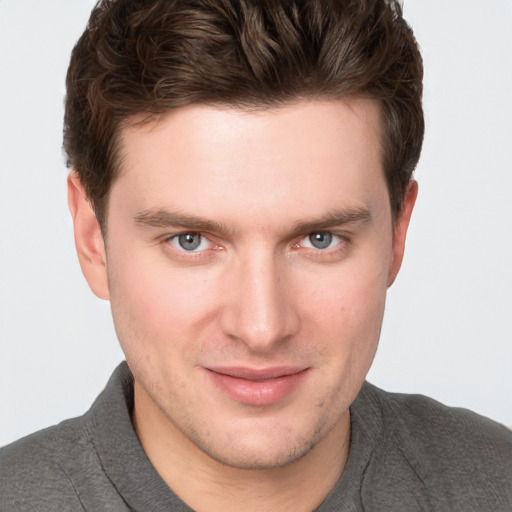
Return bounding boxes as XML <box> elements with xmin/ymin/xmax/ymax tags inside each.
<box><xmin>309</xmin><ymin>232</ymin><xmax>332</xmax><ymax>249</ymax></box>
<box><xmin>178</xmin><ymin>233</ymin><xmax>202</xmax><ymax>251</ymax></box>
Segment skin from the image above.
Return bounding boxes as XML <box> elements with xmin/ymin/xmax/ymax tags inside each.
<box><xmin>68</xmin><ymin>99</ymin><xmax>417</xmax><ymax>511</ymax></box>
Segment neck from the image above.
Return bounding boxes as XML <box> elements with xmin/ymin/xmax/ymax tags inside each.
<box><xmin>133</xmin><ymin>382</ymin><xmax>351</xmax><ymax>512</ymax></box>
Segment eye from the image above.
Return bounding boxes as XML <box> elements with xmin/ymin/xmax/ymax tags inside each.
<box><xmin>301</xmin><ymin>232</ymin><xmax>341</xmax><ymax>250</ymax></box>
<box><xmin>169</xmin><ymin>233</ymin><xmax>211</xmax><ymax>252</ymax></box>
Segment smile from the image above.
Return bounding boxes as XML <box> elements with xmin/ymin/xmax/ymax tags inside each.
<box><xmin>204</xmin><ymin>366</ymin><xmax>310</xmax><ymax>406</ymax></box>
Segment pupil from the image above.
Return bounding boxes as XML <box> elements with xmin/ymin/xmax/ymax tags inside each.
<box><xmin>309</xmin><ymin>232</ymin><xmax>332</xmax><ymax>249</ymax></box>
<box><xmin>178</xmin><ymin>233</ymin><xmax>201</xmax><ymax>250</ymax></box>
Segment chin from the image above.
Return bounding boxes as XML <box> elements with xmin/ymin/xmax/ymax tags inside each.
<box><xmin>189</xmin><ymin>418</ymin><xmax>327</xmax><ymax>470</ymax></box>
<box><xmin>203</xmin><ymin>440</ymin><xmax>317</xmax><ymax>471</ymax></box>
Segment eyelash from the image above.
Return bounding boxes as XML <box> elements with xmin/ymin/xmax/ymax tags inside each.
<box><xmin>167</xmin><ymin>233</ymin><xmax>212</xmax><ymax>252</ymax></box>
<box><xmin>299</xmin><ymin>232</ymin><xmax>343</xmax><ymax>251</ymax></box>
<box><xmin>162</xmin><ymin>230</ymin><xmax>350</xmax><ymax>259</ymax></box>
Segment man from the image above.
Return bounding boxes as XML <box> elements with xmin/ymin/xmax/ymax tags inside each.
<box><xmin>1</xmin><ymin>0</ymin><xmax>511</xmax><ymax>510</ymax></box>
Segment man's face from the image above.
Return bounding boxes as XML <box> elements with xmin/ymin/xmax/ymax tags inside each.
<box><xmin>99</xmin><ymin>100</ymin><xmax>411</xmax><ymax>469</ymax></box>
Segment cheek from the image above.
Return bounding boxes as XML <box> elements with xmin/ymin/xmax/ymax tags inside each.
<box><xmin>302</xmin><ymin>257</ymin><xmax>388</xmax><ymax>326</ymax></box>
<box><xmin>295</xmin><ymin>252</ymin><xmax>389</xmax><ymax>374</ymax></box>
<box><xmin>106</xmin><ymin>249</ymin><xmax>219</xmax><ymax>358</ymax></box>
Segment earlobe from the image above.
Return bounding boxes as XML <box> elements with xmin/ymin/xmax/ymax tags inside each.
<box><xmin>67</xmin><ymin>172</ymin><xmax>110</xmax><ymax>300</ymax></box>
<box><xmin>387</xmin><ymin>180</ymin><xmax>418</xmax><ymax>287</ymax></box>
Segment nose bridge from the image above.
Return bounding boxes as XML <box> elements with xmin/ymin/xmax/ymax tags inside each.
<box><xmin>220</xmin><ymin>245</ymin><xmax>299</xmax><ymax>351</ymax></box>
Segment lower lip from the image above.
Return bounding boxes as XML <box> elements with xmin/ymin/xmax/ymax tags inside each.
<box><xmin>206</xmin><ymin>369</ymin><xmax>309</xmax><ymax>406</ymax></box>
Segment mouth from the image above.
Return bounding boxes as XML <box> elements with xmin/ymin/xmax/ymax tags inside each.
<box><xmin>204</xmin><ymin>366</ymin><xmax>310</xmax><ymax>406</ymax></box>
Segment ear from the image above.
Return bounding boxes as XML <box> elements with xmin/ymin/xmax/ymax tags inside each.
<box><xmin>68</xmin><ymin>172</ymin><xmax>110</xmax><ymax>300</ymax></box>
<box><xmin>387</xmin><ymin>180</ymin><xmax>418</xmax><ymax>287</ymax></box>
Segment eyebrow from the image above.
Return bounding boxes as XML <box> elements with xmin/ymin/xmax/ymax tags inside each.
<box><xmin>134</xmin><ymin>206</ymin><xmax>372</xmax><ymax>236</ymax></box>
<box><xmin>134</xmin><ymin>209</ymin><xmax>233</xmax><ymax>235</ymax></box>
<box><xmin>289</xmin><ymin>207</ymin><xmax>372</xmax><ymax>237</ymax></box>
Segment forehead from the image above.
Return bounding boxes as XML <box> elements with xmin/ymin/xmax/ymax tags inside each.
<box><xmin>112</xmin><ymin>99</ymin><xmax>387</xmax><ymax>227</ymax></box>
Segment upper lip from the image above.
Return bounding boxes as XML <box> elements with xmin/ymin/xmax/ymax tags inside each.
<box><xmin>206</xmin><ymin>366</ymin><xmax>309</xmax><ymax>381</ymax></box>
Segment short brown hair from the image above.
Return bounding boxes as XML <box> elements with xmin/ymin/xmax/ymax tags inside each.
<box><xmin>64</xmin><ymin>0</ymin><xmax>424</xmax><ymax>227</ymax></box>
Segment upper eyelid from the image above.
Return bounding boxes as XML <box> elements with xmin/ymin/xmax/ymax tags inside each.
<box><xmin>164</xmin><ymin>230</ymin><xmax>206</xmax><ymax>241</ymax></box>
<box><xmin>166</xmin><ymin>233</ymin><xmax>213</xmax><ymax>255</ymax></box>
<box><xmin>161</xmin><ymin>229</ymin><xmax>349</xmax><ymax>248</ymax></box>
<box><xmin>299</xmin><ymin>232</ymin><xmax>343</xmax><ymax>244</ymax></box>
<box><xmin>167</xmin><ymin>232</ymin><xmax>209</xmax><ymax>242</ymax></box>
<box><xmin>298</xmin><ymin>230</ymin><xmax>348</xmax><ymax>241</ymax></box>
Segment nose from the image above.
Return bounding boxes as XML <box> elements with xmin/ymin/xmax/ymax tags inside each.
<box><xmin>219</xmin><ymin>249</ymin><xmax>300</xmax><ymax>352</ymax></box>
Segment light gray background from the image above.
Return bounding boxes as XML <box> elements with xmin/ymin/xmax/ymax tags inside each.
<box><xmin>1</xmin><ymin>0</ymin><xmax>511</xmax><ymax>447</ymax></box>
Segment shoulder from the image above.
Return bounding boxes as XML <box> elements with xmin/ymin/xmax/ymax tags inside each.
<box><xmin>360</xmin><ymin>383</ymin><xmax>512</xmax><ymax>510</ymax></box>
<box><xmin>0</xmin><ymin>419</ymin><xmax>89</xmax><ymax>511</ymax></box>
<box><xmin>0</xmin><ymin>364</ymin><xmax>135</xmax><ymax>512</ymax></box>
<box><xmin>381</xmin><ymin>386</ymin><xmax>512</xmax><ymax>463</ymax></box>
